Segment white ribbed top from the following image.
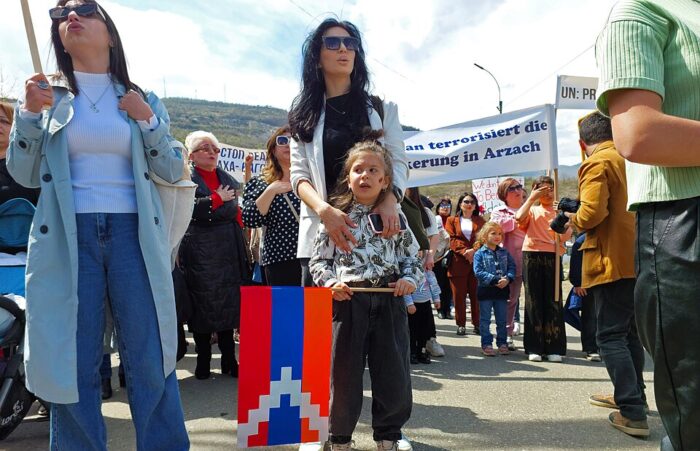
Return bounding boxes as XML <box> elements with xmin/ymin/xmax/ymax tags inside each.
<box><xmin>65</xmin><ymin>71</ymin><xmax>136</xmax><ymax>213</ymax></box>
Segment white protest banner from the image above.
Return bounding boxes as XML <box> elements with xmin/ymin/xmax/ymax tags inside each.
<box><xmin>217</xmin><ymin>144</ymin><xmax>266</xmax><ymax>182</ymax></box>
<box><xmin>472</xmin><ymin>175</ymin><xmax>525</xmax><ymax>214</ymax></box>
<box><xmin>555</xmin><ymin>75</ymin><xmax>598</xmax><ymax>110</ymax></box>
<box><xmin>405</xmin><ymin>104</ymin><xmax>557</xmax><ymax>187</ymax></box>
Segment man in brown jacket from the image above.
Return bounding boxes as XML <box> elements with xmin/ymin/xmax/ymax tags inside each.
<box><xmin>566</xmin><ymin>112</ymin><xmax>648</xmax><ymax>437</ymax></box>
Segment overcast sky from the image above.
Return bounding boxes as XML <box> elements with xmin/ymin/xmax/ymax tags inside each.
<box><xmin>1</xmin><ymin>0</ymin><xmax>618</xmax><ymax>165</ymax></box>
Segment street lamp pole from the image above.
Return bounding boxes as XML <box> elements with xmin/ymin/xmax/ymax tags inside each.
<box><xmin>474</xmin><ymin>63</ymin><xmax>502</xmax><ymax>114</ymax></box>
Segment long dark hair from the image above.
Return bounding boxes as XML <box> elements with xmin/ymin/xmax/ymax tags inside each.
<box><xmin>50</xmin><ymin>0</ymin><xmax>141</xmax><ymax>96</ymax></box>
<box><xmin>455</xmin><ymin>192</ymin><xmax>481</xmax><ymax>217</ymax></box>
<box><xmin>288</xmin><ymin>18</ymin><xmax>371</xmax><ymax>143</ymax></box>
<box><xmin>406</xmin><ymin>187</ymin><xmax>431</xmax><ymax>228</ymax></box>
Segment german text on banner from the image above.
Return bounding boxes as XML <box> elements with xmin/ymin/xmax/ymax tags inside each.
<box><xmin>404</xmin><ymin>104</ymin><xmax>557</xmax><ymax>187</ymax></box>
<box><xmin>237</xmin><ymin>286</ymin><xmax>332</xmax><ymax>448</ymax></box>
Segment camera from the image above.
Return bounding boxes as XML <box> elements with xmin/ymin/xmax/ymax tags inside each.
<box><xmin>550</xmin><ymin>197</ymin><xmax>580</xmax><ymax>233</ymax></box>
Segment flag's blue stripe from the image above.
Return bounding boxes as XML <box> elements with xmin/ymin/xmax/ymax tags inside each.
<box><xmin>267</xmin><ymin>286</ymin><xmax>304</xmax><ymax>445</ymax></box>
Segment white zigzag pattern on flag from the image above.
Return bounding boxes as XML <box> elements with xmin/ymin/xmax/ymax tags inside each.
<box><xmin>238</xmin><ymin>367</ymin><xmax>329</xmax><ymax>447</ymax></box>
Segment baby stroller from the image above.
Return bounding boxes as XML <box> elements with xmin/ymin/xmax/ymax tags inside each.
<box><xmin>0</xmin><ymin>198</ymin><xmax>37</xmax><ymax>440</ymax></box>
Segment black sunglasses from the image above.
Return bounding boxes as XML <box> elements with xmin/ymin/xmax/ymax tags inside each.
<box><xmin>322</xmin><ymin>36</ymin><xmax>360</xmax><ymax>51</ymax></box>
<box><xmin>275</xmin><ymin>135</ymin><xmax>291</xmax><ymax>146</ymax></box>
<box><xmin>49</xmin><ymin>3</ymin><xmax>105</xmax><ymax>21</ymax></box>
<box><xmin>462</xmin><ymin>199</ymin><xmax>476</xmax><ymax>205</ymax></box>
<box><xmin>507</xmin><ymin>184</ymin><xmax>523</xmax><ymax>192</ymax></box>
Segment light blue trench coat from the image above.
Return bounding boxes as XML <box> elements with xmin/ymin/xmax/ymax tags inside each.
<box><xmin>7</xmin><ymin>81</ymin><xmax>182</xmax><ymax>403</ymax></box>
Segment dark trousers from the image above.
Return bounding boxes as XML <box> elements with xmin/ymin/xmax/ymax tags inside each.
<box><xmin>329</xmin><ymin>292</ymin><xmax>412</xmax><ymax>444</ymax></box>
<box><xmin>265</xmin><ymin>259</ymin><xmax>302</xmax><ymax>286</ymax></box>
<box><xmin>299</xmin><ymin>258</ymin><xmax>313</xmax><ymax>287</ymax></box>
<box><xmin>433</xmin><ymin>263</ymin><xmax>453</xmax><ymax>318</ymax></box>
<box><xmin>636</xmin><ymin>198</ymin><xmax>700</xmax><ymax>450</ymax></box>
<box><xmin>591</xmin><ymin>278</ymin><xmax>646</xmax><ymax>421</ymax></box>
<box><xmin>522</xmin><ymin>251</ymin><xmax>566</xmax><ymax>355</ymax></box>
<box><xmin>580</xmin><ymin>293</ymin><xmax>598</xmax><ymax>353</ymax></box>
<box><xmin>192</xmin><ymin>329</ymin><xmax>236</xmax><ymax>369</ymax></box>
<box><xmin>408</xmin><ymin>301</ymin><xmax>433</xmax><ymax>355</ymax></box>
<box><xmin>448</xmin><ymin>273</ymin><xmax>479</xmax><ymax>328</ymax></box>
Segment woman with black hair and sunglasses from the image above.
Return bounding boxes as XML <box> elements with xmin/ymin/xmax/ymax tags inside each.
<box><xmin>7</xmin><ymin>1</ymin><xmax>189</xmax><ymax>449</ymax></box>
<box><xmin>288</xmin><ymin>18</ymin><xmax>409</xmax><ymax>290</ymax></box>
<box><xmin>242</xmin><ymin>126</ymin><xmax>302</xmax><ymax>285</ymax></box>
<box><xmin>445</xmin><ymin>193</ymin><xmax>485</xmax><ymax>336</ymax></box>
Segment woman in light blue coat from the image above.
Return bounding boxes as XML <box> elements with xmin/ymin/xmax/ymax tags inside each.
<box><xmin>7</xmin><ymin>1</ymin><xmax>189</xmax><ymax>449</ymax></box>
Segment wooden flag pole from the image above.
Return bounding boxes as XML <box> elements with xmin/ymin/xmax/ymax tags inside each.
<box><xmin>331</xmin><ymin>287</ymin><xmax>395</xmax><ymax>293</ymax></box>
<box><xmin>21</xmin><ymin>0</ymin><xmax>43</xmax><ymax>73</ymax></box>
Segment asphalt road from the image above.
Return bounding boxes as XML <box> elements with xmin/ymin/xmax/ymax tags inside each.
<box><xmin>3</xmin><ymin>307</ymin><xmax>663</xmax><ymax>451</ymax></box>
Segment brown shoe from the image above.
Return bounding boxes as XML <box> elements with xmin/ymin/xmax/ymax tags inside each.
<box><xmin>608</xmin><ymin>411</ymin><xmax>649</xmax><ymax>437</ymax></box>
<box><xmin>589</xmin><ymin>394</ymin><xmax>617</xmax><ymax>409</ymax></box>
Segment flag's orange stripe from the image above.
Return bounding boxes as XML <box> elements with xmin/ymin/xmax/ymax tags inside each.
<box><xmin>302</xmin><ymin>287</ymin><xmax>332</xmax><ymax>417</ymax></box>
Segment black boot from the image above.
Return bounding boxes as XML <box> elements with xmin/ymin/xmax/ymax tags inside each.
<box><xmin>101</xmin><ymin>378</ymin><xmax>113</xmax><ymax>399</ymax></box>
<box><xmin>195</xmin><ymin>352</ymin><xmax>211</xmax><ymax>379</ymax></box>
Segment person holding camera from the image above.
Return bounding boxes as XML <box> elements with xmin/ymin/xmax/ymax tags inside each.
<box><xmin>566</xmin><ymin>112</ymin><xmax>648</xmax><ymax>436</ymax></box>
<box><xmin>515</xmin><ymin>176</ymin><xmax>571</xmax><ymax>362</ymax></box>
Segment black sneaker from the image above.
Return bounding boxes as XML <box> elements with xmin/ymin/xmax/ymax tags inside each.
<box><xmin>417</xmin><ymin>351</ymin><xmax>431</xmax><ymax>364</ymax></box>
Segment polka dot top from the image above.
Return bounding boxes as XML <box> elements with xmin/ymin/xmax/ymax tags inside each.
<box><xmin>242</xmin><ymin>175</ymin><xmax>301</xmax><ymax>267</ymax></box>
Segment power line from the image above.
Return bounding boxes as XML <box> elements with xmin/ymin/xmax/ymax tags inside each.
<box><xmin>509</xmin><ymin>44</ymin><xmax>594</xmax><ymax>106</ymax></box>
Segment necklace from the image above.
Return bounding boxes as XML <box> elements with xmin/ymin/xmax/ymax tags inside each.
<box><xmin>325</xmin><ymin>100</ymin><xmax>346</xmax><ymax>115</ymax></box>
<box><xmin>81</xmin><ymin>83</ymin><xmax>113</xmax><ymax>113</ymax></box>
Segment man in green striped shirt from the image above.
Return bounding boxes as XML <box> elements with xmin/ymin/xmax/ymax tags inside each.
<box><xmin>596</xmin><ymin>0</ymin><xmax>700</xmax><ymax>449</ymax></box>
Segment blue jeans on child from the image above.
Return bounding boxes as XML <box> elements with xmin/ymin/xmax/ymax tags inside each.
<box><xmin>50</xmin><ymin>213</ymin><xmax>189</xmax><ymax>451</ymax></box>
<box><xmin>479</xmin><ymin>299</ymin><xmax>507</xmax><ymax>348</ymax></box>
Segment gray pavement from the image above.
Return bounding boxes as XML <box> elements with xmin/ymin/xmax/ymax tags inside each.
<box><xmin>3</xmin><ymin>310</ymin><xmax>663</xmax><ymax>450</ymax></box>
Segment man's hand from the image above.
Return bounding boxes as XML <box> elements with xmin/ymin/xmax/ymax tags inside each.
<box><xmin>496</xmin><ymin>277</ymin><xmax>509</xmax><ymax>289</ymax></box>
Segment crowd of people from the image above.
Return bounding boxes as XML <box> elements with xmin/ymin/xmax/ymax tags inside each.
<box><xmin>0</xmin><ymin>0</ymin><xmax>698</xmax><ymax>450</ymax></box>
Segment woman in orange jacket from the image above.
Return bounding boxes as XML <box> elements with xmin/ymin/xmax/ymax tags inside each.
<box><xmin>445</xmin><ymin>193</ymin><xmax>485</xmax><ymax>335</ymax></box>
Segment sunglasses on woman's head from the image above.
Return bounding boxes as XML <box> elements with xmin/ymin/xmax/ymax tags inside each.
<box><xmin>49</xmin><ymin>3</ymin><xmax>105</xmax><ymax>21</ymax></box>
<box><xmin>322</xmin><ymin>36</ymin><xmax>360</xmax><ymax>51</ymax></box>
<box><xmin>507</xmin><ymin>184</ymin><xmax>523</xmax><ymax>192</ymax></box>
<box><xmin>275</xmin><ymin>135</ymin><xmax>291</xmax><ymax>146</ymax></box>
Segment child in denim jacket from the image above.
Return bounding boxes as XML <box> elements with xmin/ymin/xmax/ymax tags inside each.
<box><xmin>473</xmin><ymin>222</ymin><xmax>516</xmax><ymax>356</ymax></box>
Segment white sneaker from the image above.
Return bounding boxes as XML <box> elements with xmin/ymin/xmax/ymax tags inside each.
<box><xmin>397</xmin><ymin>434</ymin><xmax>413</xmax><ymax>451</ymax></box>
<box><xmin>376</xmin><ymin>440</ymin><xmax>398</xmax><ymax>451</ymax></box>
<box><xmin>512</xmin><ymin>321</ymin><xmax>520</xmax><ymax>336</ymax></box>
<box><xmin>426</xmin><ymin>337</ymin><xmax>445</xmax><ymax>357</ymax></box>
<box><xmin>299</xmin><ymin>442</ymin><xmax>324</xmax><ymax>451</ymax></box>
<box><xmin>546</xmin><ymin>354</ymin><xmax>563</xmax><ymax>363</ymax></box>
<box><xmin>586</xmin><ymin>352</ymin><xmax>602</xmax><ymax>362</ymax></box>
<box><xmin>528</xmin><ymin>353</ymin><xmax>542</xmax><ymax>362</ymax></box>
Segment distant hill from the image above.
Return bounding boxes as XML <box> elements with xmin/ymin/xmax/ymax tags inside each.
<box><xmin>162</xmin><ymin>97</ymin><xmax>288</xmax><ymax>149</ymax></box>
<box><xmin>163</xmin><ymin>97</ymin><xmax>420</xmax><ymax>148</ymax></box>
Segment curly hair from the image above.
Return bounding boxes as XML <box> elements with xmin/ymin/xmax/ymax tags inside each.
<box><xmin>473</xmin><ymin>221</ymin><xmax>504</xmax><ymax>250</ymax></box>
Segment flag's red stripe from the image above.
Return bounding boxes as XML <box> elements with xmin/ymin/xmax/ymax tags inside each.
<box><xmin>238</xmin><ymin>286</ymin><xmax>272</xmax><ymax>428</ymax></box>
<box><xmin>302</xmin><ymin>287</ymin><xmax>332</xmax><ymax>417</ymax></box>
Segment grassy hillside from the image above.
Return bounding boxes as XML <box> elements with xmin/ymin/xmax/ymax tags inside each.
<box><xmin>162</xmin><ymin>97</ymin><xmax>288</xmax><ymax>148</ymax></box>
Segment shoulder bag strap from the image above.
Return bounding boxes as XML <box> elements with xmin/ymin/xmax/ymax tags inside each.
<box><xmin>282</xmin><ymin>193</ymin><xmax>300</xmax><ymax>223</ymax></box>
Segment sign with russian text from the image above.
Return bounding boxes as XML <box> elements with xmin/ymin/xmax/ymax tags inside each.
<box><xmin>555</xmin><ymin>75</ymin><xmax>598</xmax><ymax>110</ymax></box>
<box><xmin>217</xmin><ymin>144</ymin><xmax>266</xmax><ymax>183</ymax></box>
<box><xmin>404</xmin><ymin>104</ymin><xmax>557</xmax><ymax>187</ymax></box>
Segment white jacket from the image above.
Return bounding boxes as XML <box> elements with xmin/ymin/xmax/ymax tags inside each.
<box><xmin>290</xmin><ymin>99</ymin><xmax>409</xmax><ymax>259</ymax></box>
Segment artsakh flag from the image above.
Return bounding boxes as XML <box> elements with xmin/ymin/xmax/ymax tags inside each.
<box><xmin>237</xmin><ymin>286</ymin><xmax>332</xmax><ymax>447</ymax></box>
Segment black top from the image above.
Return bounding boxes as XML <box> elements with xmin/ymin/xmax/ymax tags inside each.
<box><xmin>242</xmin><ymin>175</ymin><xmax>301</xmax><ymax>266</ymax></box>
<box><xmin>0</xmin><ymin>158</ymin><xmax>40</xmax><ymax>206</ymax></box>
<box><xmin>322</xmin><ymin>93</ymin><xmax>370</xmax><ymax>196</ymax></box>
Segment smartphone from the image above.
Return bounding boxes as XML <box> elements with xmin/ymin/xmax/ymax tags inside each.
<box><xmin>369</xmin><ymin>213</ymin><xmax>407</xmax><ymax>234</ymax></box>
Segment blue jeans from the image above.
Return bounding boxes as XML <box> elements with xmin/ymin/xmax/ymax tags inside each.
<box><xmin>479</xmin><ymin>299</ymin><xmax>507</xmax><ymax>348</ymax></box>
<box><xmin>50</xmin><ymin>213</ymin><xmax>189</xmax><ymax>451</ymax></box>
